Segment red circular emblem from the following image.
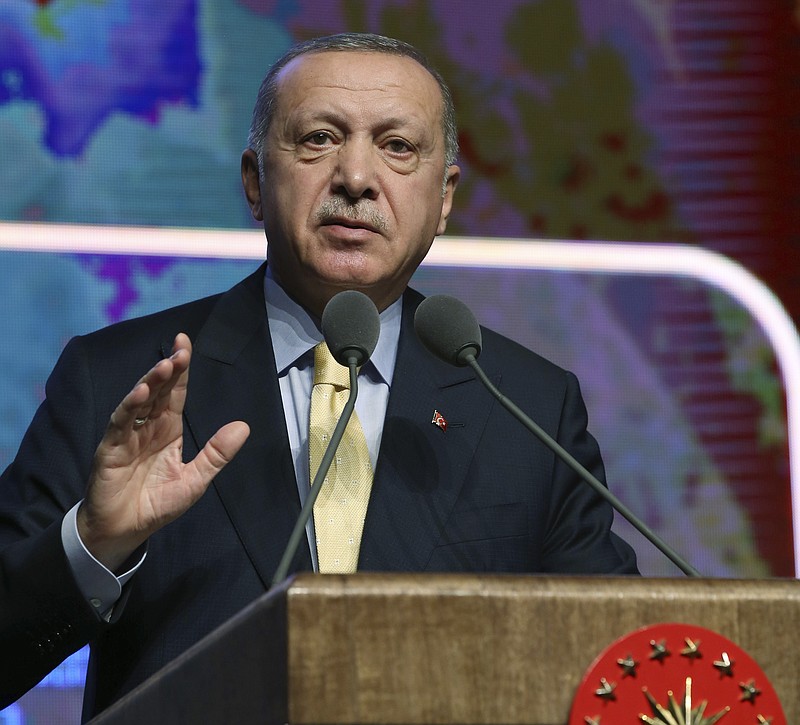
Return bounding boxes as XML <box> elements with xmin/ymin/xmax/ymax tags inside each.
<box><xmin>569</xmin><ymin>623</ymin><xmax>786</xmax><ymax>724</ymax></box>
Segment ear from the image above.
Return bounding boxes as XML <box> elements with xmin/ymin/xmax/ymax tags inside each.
<box><xmin>436</xmin><ymin>164</ymin><xmax>460</xmax><ymax>236</ymax></box>
<box><xmin>241</xmin><ymin>149</ymin><xmax>263</xmax><ymax>221</ymax></box>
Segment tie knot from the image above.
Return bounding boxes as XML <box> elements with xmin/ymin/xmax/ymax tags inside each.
<box><xmin>313</xmin><ymin>341</ymin><xmax>350</xmax><ymax>389</ymax></box>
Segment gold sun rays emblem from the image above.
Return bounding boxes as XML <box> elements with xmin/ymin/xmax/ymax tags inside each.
<box><xmin>640</xmin><ymin>677</ymin><xmax>729</xmax><ymax>724</ymax></box>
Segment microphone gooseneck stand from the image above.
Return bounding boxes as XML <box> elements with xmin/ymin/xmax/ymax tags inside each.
<box><xmin>271</xmin><ymin>289</ymin><xmax>381</xmax><ymax>589</ymax></box>
<box><xmin>463</xmin><ymin>352</ymin><xmax>701</xmax><ymax>577</ymax></box>
<box><xmin>413</xmin><ymin>293</ymin><xmax>701</xmax><ymax>578</ymax></box>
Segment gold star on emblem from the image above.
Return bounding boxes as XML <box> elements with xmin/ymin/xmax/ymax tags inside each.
<box><xmin>594</xmin><ymin>677</ymin><xmax>616</xmax><ymax>700</ymax></box>
<box><xmin>757</xmin><ymin>716</ymin><xmax>773</xmax><ymax>724</ymax></box>
<box><xmin>681</xmin><ymin>637</ymin><xmax>702</xmax><ymax>659</ymax></box>
<box><xmin>739</xmin><ymin>678</ymin><xmax>762</xmax><ymax>702</ymax></box>
<box><xmin>713</xmin><ymin>651</ymin><xmax>734</xmax><ymax>677</ymax></box>
<box><xmin>649</xmin><ymin>639</ymin><xmax>670</xmax><ymax>662</ymax></box>
<box><xmin>584</xmin><ymin>717</ymin><xmax>602</xmax><ymax>725</ymax></box>
<box><xmin>617</xmin><ymin>653</ymin><xmax>638</xmax><ymax>677</ymax></box>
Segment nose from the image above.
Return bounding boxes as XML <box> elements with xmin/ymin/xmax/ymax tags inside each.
<box><xmin>330</xmin><ymin>139</ymin><xmax>379</xmax><ymax>200</ymax></box>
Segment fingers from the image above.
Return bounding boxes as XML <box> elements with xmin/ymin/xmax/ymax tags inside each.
<box><xmin>147</xmin><ymin>334</ymin><xmax>192</xmax><ymax>420</ymax></box>
<box><xmin>105</xmin><ymin>334</ymin><xmax>193</xmax><ymax>441</ymax></box>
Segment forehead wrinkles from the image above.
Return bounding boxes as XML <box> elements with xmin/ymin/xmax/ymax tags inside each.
<box><xmin>280</xmin><ymin>50</ymin><xmax>438</xmax><ymax>91</ymax></box>
<box><xmin>274</xmin><ymin>53</ymin><xmax>443</xmax><ymax>127</ymax></box>
<box><xmin>301</xmin><ymin>74</ymin><xmax>408</xmax><ymax>93</ymax></box>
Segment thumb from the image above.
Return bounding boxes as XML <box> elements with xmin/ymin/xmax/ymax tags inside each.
<box><xmin>189</xmin><ymin>421</ymin><xmax>251</xmax><ymax>484</ymax></box>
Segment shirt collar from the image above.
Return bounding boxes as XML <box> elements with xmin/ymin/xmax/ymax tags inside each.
<box><xmin>264</xmin><ymin>266</ymin><xmax>402</xmax><ymax>386</ymax></box>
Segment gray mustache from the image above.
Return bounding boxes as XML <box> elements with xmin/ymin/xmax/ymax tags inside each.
<box><xmin>315</xmin><ymin>198</ymin><xmax>388</xmax><ymax>233</ymax></box>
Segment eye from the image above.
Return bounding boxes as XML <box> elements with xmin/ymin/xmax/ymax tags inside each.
<box><xmin>303</xmin><ymin>131</ymin><xmax>334</xmax><ymax>147</ymax></box>
<box><xmin>383</xmin><ymin>138</ymin><xmax>413</xmax><ymax>156</ymax></box>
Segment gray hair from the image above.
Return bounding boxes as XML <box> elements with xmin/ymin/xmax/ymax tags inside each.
<box><xmin>247</xmin><ymin>33</ymin><xmax>459</xmax><ymax>176</ymax></box>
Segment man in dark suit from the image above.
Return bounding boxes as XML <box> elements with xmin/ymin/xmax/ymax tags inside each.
<box><xmin>0</xmin><ymin>33</ymin><xmax>637</xmax><ymax>718</ymax></box>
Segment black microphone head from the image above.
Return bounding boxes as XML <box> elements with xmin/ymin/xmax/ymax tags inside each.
<box><xmin>321</xmin><ymin>290</ymin><xmax>381</xmax><ymax>366</ymax></box>
<box><xmin>414</xmin><ymin>295</ymin><xmax>482</xmax><ymax>367</ymax></box>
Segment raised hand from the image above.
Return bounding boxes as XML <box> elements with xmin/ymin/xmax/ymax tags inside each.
<box><xmin>76</xmin><ymin>333</ymin><xmax>250</xmax><ymax>571</ymax></box>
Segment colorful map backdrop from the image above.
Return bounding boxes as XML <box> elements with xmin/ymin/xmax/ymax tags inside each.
<box><xmin>1</xmin><ymin>1</ymin><xmax>799</xmax><ymax>721</ymax></box>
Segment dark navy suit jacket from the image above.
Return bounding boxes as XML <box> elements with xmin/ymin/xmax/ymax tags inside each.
<box><xmin>0</xmin><ymin>264</ymin><xmax>637</xmax><ymax>718</ymax></box>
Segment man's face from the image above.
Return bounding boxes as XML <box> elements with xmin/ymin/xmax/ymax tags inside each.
<box><xmin>242</xmin><ymin>50</ymin><xmax>459</xmax><ymax>315</ymax></box>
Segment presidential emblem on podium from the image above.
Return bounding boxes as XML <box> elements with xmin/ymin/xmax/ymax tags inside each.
<box><xmin>569</xmin><ymin>623</ymin><xmax>786</xmax><ymax>724</ymax></box>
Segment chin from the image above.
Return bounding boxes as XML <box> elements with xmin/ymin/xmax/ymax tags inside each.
<box><xmin>316</xmin><ymin>274</ymin><xmax>385</xmax><ymax>307</ymax></box>
<box><xmin>321</xmin><ymin>279</ymin><xmax>377</xmax><ymax>298</ymax></box>
<box><xmin>315</xmin><ymin>263</ymin><xmax>383</xmax><ymax>291</ymax></box>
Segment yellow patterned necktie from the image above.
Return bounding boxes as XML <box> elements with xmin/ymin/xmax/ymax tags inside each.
<box><xmin>309</xmin><ymin>341</ymin><xmax>373</xmax><ymax>573</ymax></box>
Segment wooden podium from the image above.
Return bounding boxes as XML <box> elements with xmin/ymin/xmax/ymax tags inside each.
<box><xmin>90</xmin><ymin>573</ymin><xmax>800</xmax><ymax>724</ymax></box>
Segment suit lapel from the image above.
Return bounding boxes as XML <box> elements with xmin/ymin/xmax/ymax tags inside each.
<box><xmin>359</xmin><ymin>290</ymin><xmax>498</xmax><ymax>571</ymax></box>
<box><xmin>179</xmin><ymin>264</ymin><xmax>311</xmax><ymax>590</ymax></box>
<box><xmin>176</xmin><ymin>276</ymin><xmax>499</xmax><ymax>580</ymax></box>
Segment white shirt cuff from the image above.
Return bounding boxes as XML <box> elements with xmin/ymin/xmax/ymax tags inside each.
<box><xmin>61</xmin><ymin>501</ymin><xmax>147</xmax><ymax>619</ymax></box>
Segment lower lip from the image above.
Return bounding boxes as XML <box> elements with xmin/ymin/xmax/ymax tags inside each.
<box><xmin>322</xmin><ymin>224</ymin><xmax>377</xmax><ymax>241</ymax></box>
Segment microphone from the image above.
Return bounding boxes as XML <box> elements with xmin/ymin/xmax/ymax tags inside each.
<box><xmin>413</xmin><ymin>293</ymin><xmax>481</xmax><ymax>366</ymax></box>
<box><xmin>321</xmin><ymin>289</ymin><xmax>381</xmax><ymax>367</ymax></box>
<box><xmin>414</xmin><ymin>295</ymin><xmax>701</xmax><ymax>578</ymax></box>
<box><xmin>271</xmin><ymin>290</ymin><xmax>380</xmax><ymax>588</ymax></box>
